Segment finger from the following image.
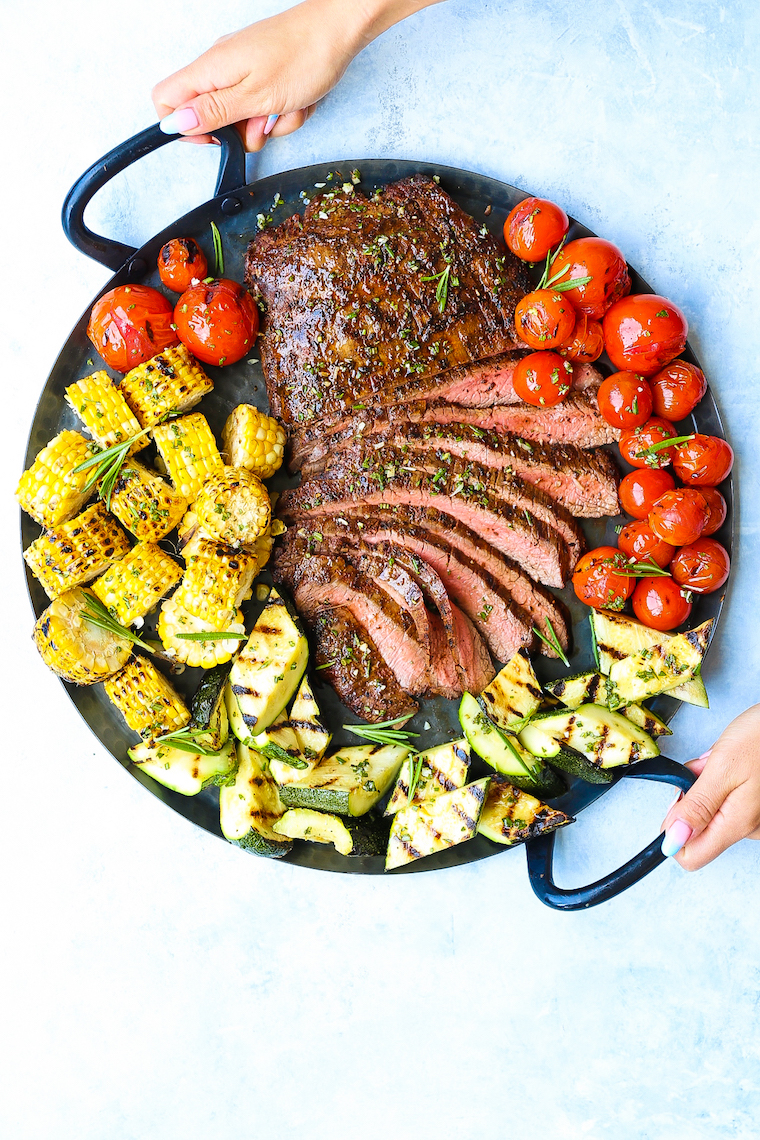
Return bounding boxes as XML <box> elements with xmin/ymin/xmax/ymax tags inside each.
<box><xmin>660</xmin><ymin>751</ymin><xmax>715</xmax><ymax>833</ymax></box>
<box><xmin>238</xmin><ymin>107</ymin><xmax>315</xmax><ymax>153</ymax></box>
<box><xmin>675</xmin><ymin>789</ymin><xmax>760</xmax><ymax>870</ymax></box>
<box><xmin>270</xmin><ymin>106</ymin><xmax>315</xmax><ymax>136</ymax></box>
<box><xmin>178</xmin><ymin>134</ymin><xmax>216</xmax><ymax>146</ymax></box>
<box><xmin>660</xmin><ymin>756</ymin><xmax>734</xmax><ymax>857</ymax></box>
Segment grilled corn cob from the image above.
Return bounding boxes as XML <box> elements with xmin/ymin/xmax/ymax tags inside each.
<box><xmin>151</xmin><ymin>413</ymin><xmax>223</xmax><ymax>501</ymax></box>
<box><xmin>16</xmin><ymin>430</ymin><xmax>99</xmax><ymax>527</ymax></box>
<box><xmin>221</xmin><ymin>404</ymin><xmax>286</xmax><ymax>478</ymax></box>
<box><xmin>107</xmin><ymin>460</ymin><xmax>187</xmax><ymax>541</ymax></box>
<box><xmin>158</xmin><ymin>595</ymin><xmax>246</xmax><ymax>668</ymax></box>
<box><xmin>174</xmin><ymin>539</ymin><xmax>257</xmax><ymax>629</ymax></box>
<box><xmin>64</xmin><ymin>371</ymin><xmax>148</xmax><ymax>453</ymax></box>
<box><xmin>118</xmin><ymin>344</ymin><xmax>213</xmax><ymax>429</ymax></box>
<box><xmin>192</xmin><ymin>467</ymin><xmax>271</xmax><ymax>546</ymax></box>
<box><xmin>179</xmin><ymin>509</ymin><xmax>275</xmax><ymax>572</ymax></box>
<box><xmin>91</xmin><ymin>542</ymin><xmax>183</xmax><ymax>625</ymax></box>
<box><xmin>24</xmin><ymin>502</ymin><xmax>132</xmax><ymax>599</ymax></box>
<box><xmin>104</xmin><ymin>656</ymin><xmax>190</xmax><ymax>740</ymax></box>
<box><xmin>33</xmin><ymin>587</ymin><xmax>132</xmax><ymax>684</ymax></box>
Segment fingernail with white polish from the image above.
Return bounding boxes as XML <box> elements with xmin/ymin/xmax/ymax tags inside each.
<box><xmin>698</xmin><ymin>750</ymin><xmax>713</xmax><ymax>761</ymax></box>
<box><xmin>668</xmin><ymin>790</ymin><xmax>684</xmax><ymax>809</ymax></box>
<box><xmin>264</xmin><ymin>114</ymin><xmax>279</xmax><ymax>135</ymax></box>
<box><xmin>661</xmin><ymin>819</ymin><xmax>693</xmax><ymax>858</ymax></box>
<box><xmin>160</xmin><ymin>108</ymin><xmax>200</xmax><ymax>134</ymax></box>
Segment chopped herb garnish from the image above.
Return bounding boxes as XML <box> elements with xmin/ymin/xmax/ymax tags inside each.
<box><xmin>175</xmin><ymin>631</ymin><xmax>247</xmax><ymax>642</ymax></box>
<box><xmin>210</xmin><ymin>221</ymin><xmax>224</xmax><ymax>276</ymax></box>
<box><xmin>72</xmin><ymin>426</ymin><xmax>152</xmax><ymax>508</ymax></box>
<box><xmin>532</xmin><ymin>618</ymin><xmax>570</xmax><ymax>667</ymax></box>
<box><xmin>342</xmin><ymin>716</ymin><xmax>419</xmax><ymax>747</ymax></box>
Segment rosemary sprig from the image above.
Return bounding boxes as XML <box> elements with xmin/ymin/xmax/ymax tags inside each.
<box><xmin>72</xmin><ymin>426</ymin><xmax>152</xmax><ymax>508</ymax></box>
<box><xmin>342</xmin><ymin>716</ymin><xmax>420</xmax><ymax>747</ymax></box>
<box><xmin>406</xmin><ymin>752</ymin><xmax>425</xmax><ymax>804</ymax></box>
<box><xmin>154</xmin><ymin>727</ymin><xmax>222</xmax><ymax>757</ymax></box>
<box><xmin>81</xmin><ymin>592</ymin><xmax>155</xmax><ymax>653</ymax></box>
<box><xmin>211</xmin><ymin>221</ymin><xmax>224</xmax><ymax>276</ymax></box>
<box><xmin>315</xmin><ymin>659</ymin><xmax>337</xmax><ymax>670</ymax></box>
<box><xmin>421</xmin><ymin>264</ymin><xmax>452</xmax><ymax>312</ymax></box>
<box><xmin>536</xmin><ymin>236</ymin><xmax>591</xmax><ymax>292</ymax></box>
<box><xmin>642</xmin><ymin>433</ymin><xmax>694</xmax><ymax>455</ymax></box>
<box><xmin>175</xmin><ymin>631</ymin><xmax>247</xmax><ymax>642</ymax></box>
<box><xmin>532</xmin><ymin>618</ymin><xmax>570</xmax><ymax>667</ymax></box>
<box><xmin>610</xmin><ymin>558</ymin><xmax>672</xmax><ymax>579</ymax></box>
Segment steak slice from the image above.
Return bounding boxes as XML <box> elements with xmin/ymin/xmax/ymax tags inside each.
<box><xmin>311</xmin><ymin>608</ymin><xmax>418</xmax><ymax>723</ymax></box>
<box><xmin>447</xmin><ymin>605</ymin><xmax>495</xmax><ymax>694</ymax></box>
<box><xmin>246</xmin><ymin>174</ymin><xmax>530</xmax><ymax>428</ymax></box>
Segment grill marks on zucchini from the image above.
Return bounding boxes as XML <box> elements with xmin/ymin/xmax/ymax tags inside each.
<box><xmin>477</xmin><ymin>775</ymin><xmax>573</xmax><ymax>845</ymax></box>
<box><xmin>478</xmin><ymin>648</ymin><xmax>543</xmax><ymax>731</ymax></box>
<box><xmin>228</xmin><ymin>587</ymin><xmax>308</xmax><ymax>735</ymax></box>
<box><xmin>519</xmin><ymin>703</ymin><xmax>659</xmax><ymax>774</ymax></box>
<box><xmin>385</xmin><ymin>778</ymin><xmax>489</xmax><ymax>870</ymax></box>
<box><xmin>385</xmin><ymin>738</ymin><xmax>470</xmax><ymax>815</ymax></box>
<box><xmin>219</xmin><ymin>742</ymin><xmax>292</xmax><ymax>857</ymax></box>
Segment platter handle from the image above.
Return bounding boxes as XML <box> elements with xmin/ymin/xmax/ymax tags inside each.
<box><xmin>525</xmin><ymin>757</ymin><xmax>697</xmax><ymax>911</ymax></box>
<box><xmin>61</xmin><ymin>123</ymin><xmax>247</xmax><ymax>271</ymax></box>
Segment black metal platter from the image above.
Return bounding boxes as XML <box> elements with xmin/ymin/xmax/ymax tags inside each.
<box><xmin>21</xmin><ymin>130</ymin><xmax>733</xmax><ymax>884</ymax></box>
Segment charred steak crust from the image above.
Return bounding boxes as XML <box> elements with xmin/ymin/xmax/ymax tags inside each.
<box><xmin>245</xmin><ymin>174</ymin><xmax>530</xmax><ymax>428</ymax></box>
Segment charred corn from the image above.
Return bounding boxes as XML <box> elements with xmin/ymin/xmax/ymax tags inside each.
<box><xmin>104</xmin><ymin>656</ymin><xmax>190</xmax><ymax>740</ymax></box>
<box><xmin>174</xmin><ymin>539</ymin><xmax>257</xmax><ymax>628</ymax></box>
<box><xmin>193</xmin><ymin>467</ymin><xmax>271</xmax><ymax>546</ymax></box>
<box><xmin>158</xmin><ymin>595</ymin><xmax>246</xmax><ymax>668</ymax></box>
<box><xmin>91</xmin><ymin>542</ymin><xmax>183</xmax><ymax>625</ymax></box>
<box><xmin>221</xmin><ymin>404</ymin><xmax>286</xmax><ymax>478</ymax></box>
<box><xmin>118</xmin><ymin>344</ymin><xmax>213</xmax><ymax>429</ymax></box>
<box><xmin>16</xmin><ymin>430</ymin><xmax>100</xmax><ymax>527</ymax></box>
<box><xmin>24</xmin><ymin>502</ymin><xmax>132</xmax><ymax>599</ymax></box>
<box><xmin>65</xmin><ymin>371</ymin><xmax>148</xmax><ymax>453</ymax></box>
<box><xmin>107</xmin><ymin>460</ymin><xmax>187</xmax><ymax>542</ymax></box>
<box><xmin>179</xmin><ymin>508</ymin><xmax>275</xmax><ymax>573</ymax></box>
<box><xmin>33</xmin><ymin>586</ymin><xmax>132</xmax><ymax>684</ymax></box>
<box><xmin>152</xmin><ymin>413</ymin><xmax>223</xmax><ymax>501</ymax></box>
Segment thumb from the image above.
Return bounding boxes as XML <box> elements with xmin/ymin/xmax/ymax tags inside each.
<box><xmin>660</xmin><ymin>754</ymin><xmax>729</xmax><ymax>857</ymax></box>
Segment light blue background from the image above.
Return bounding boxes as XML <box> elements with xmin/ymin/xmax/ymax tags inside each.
<box><xmin>2</xmin><ymin>2</ymin><xmax>759</xmax><ymax>1137</ymax></box>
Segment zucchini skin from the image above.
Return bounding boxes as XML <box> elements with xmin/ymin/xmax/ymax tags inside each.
<box><xmin>477</xmin><ymin>775</ymin><xmax>574</xmax><ymax>845</ymax></box>
<box><xmin>190</xmin><ymin>662</ymin><xmax>232</xmax><ymax>751</ymax></box>
<box><xmin>459</xmin><ymin>693</ymin><xmax>564</xmax><ymax>798</ymax></box>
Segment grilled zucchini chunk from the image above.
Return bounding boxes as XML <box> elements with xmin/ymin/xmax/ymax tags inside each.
<box><xmin>91</xmin><ymin>542</ymin><xmax>182</xmax><ymax>625</ymax></box>
<box><xmin>226</xmin><ymin>680</ymin><xmax>251</xmax><ymax>744</ymax></box>
<box><xmin>386</xmin><ymin>739</ymin><xmax>470</xmax><ymax>815</ymax></box>
<box><xmin>285</xmin><ymin>675</ymin><xmax>331</xmax><ymax>761</ymax></box>
<box><xmin>33</xmin><ymin>586</ymin><xmax>132</xmax><ymax>684</ymax></box>
<box><xmin>118</xmin><ymin>343</ymin><xmax>213</xmax><ymax>429</ymax></box>
<box><xmin>221</xmin><ymin>404</ymin><xmax>287</xmax><ymax>478</ymax></box>
<box><xmin>108</xmin><ymin>460</ymin><xmax>187</xmax><ymax>542</ymax></box>
<box><xmin>459</xmin><ymin>693</ymin><xmax>565</xmax><ymax>798</ymax></box>
<box><xmin>519</xmin><ymin>704</ymin><xmax>659</xmax><ymax>778</ymax></box>
<box><xmin>24</xmin><ymin>502</ymin><xmax>131</xmax><ymax>599</ymax></box>
<box><xmin>544</xmin><ymin>670</ymin><xmax>607</xmax><ymax>709</ymax></box>
<box><xmin>256</xmin><ymin>711</ymin><xmax>308</xmax><ymax>770</ymax></box>
<box><xmin>385</xmin><ymin>778</ymin><xmax>490</xmax><ymax>871</ymax></box>
<box><xmin>219</xmin><ymin>743</ymin><xmax>292</xmax><ymax>858</ymax></box>
<box><xmin>151</xmin><ymin>412</ymin><xmax>224</xmax><ymax>501</ymax></box>
<box><xmin>608</xmin><ymin>627</ymin><xmax>711</xmax><ymax>706</ymax></box>
<box><xmin>128</xmin><ymin>737</ymin><xmax>236</xmax><ymax>796</ymax></box>
<box><xmin>278</xmin><ymin>744</ymin><xmax>409</xmax><ymax>816</ymax></box>
<box><xmin>228</xmin><ymin>587</ymin><xmax>308</xmax><ymax>737</ymax></box>
<box><xmin>619</xmin><ymin>703</ymin><xmax>672</xmax><ymax>737</ymax></box>
<box><xmin>192</xmin><ymin>467</ymin><xmax>271</xmax><ymax>547</ymax></box>
<box><xmin>478</xmin><ymin>648</ymin><xmax>543</xmax><ymax>731</ymax></box>
<box><xmin>189</xmin><ymin>664</ymin><xmax>232</xmax><ymax>752</ymax></box>
<box><xmin>477</xmin><ymin>776</ymin><xmax>574</xmax><ymax>846</ymax></box>
<box><xmin>158</xmin><ymin>596</ymin><xmax>246</xmax><ymax>668</ymax></box>
<box><xmin>104</xmin><ymin>656</ymin><xmax>190</xmax><ymax>740</ymax></box>
<box><xmin>174</xmin><ymin>539</ymin><xmax>258</xmax><ymax>630</ymax></box>
<box><xmin>273</xmin><ymin>809</ymin><xmax>355</xmax><ymax>856</ymax></box>
<box><xmin>64</xmin><ymin>371</ymin><xmax>148</xmax><ymax>453</ymax></box>
<box><xmin>16</xmin><ymin>430</ymin><xmax>100</xmax><ymax>528</ymax></box>
<box><xmin>590</xmin><ymin>610</ymin><xmax>711</xmax><ymax>708</ymax></box>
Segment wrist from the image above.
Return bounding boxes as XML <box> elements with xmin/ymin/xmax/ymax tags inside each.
<box><xmin>338</xmin><ymin>0</ymin><xmax>442</xmax><ymax>50</ymax></box>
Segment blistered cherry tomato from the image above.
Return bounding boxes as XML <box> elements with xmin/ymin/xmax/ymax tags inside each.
<box><xmin>557</xmin><ymin>314</ymin><xmax>604</xmax><ymax>363</ymax></box>
<box><xmin>87</xmin><ymin>285</ymin><xmax>178</xmax><ymax>372</ymax></box>
<box><xmin>514</xmin><ymin>289</ymin><xmax>576</xmax><ymax>351</ymax></box>
<box><xmin>672</xmin><ymin>434</ymin><xmax>734</xmax><ymax>486</ymax></box>
<box><xmin>699</xmin><ymin>486</ymin><xmax>728</xmax><ymax>536</ymax></box>
<box><xmin>649</xmin><ymin>360</ymin><xmax>707</xmax><ymax>421</ymax></box>
<box><xmin>504</xmin><ymin>197</ymin><xmax>569</xmax><ymax>261</ymax></box>
<box><xmin>648</xmin><ymin>488</ymin><xmax>709</xmax><ymax>546</ymax></box>
<box><xmin>158</xmin><ymin>238</ymin><xmax>208</xmax><ymax>292</ymax></box>
<box><xmin>174</xmin><ymin>279</ymin><xmax>259</xmax><ymax>366</ymax></box>
<box><xmin>670</xmin><ymin>539</ymin><xmax>730</xmax><ymax>595</ymax></box>
<box><xmin>571</xmin><ymin>546</ymin><xmax>635</xmax><ymax>611</ymax></box>
<box><xmin>619</xmin><ymin>417</ymin><xmax>679</xmax><ymax>468</ymax></box>
<box><xmin>618</xmin><ymin>468</ymin><xmax>676</xmax><ymax>519</ymax></box>
<box><xmin>602</xmin><ymin>295</ymin><xmax>688</xmax><ymax>375</ymax></box>
<box><xmin>512</xmin><ymin>351</ymin><xmax>574</xmax><ymax>407</ymax></box>
<box><xmin>547</xmin><ymin>238</ymin><xmax>630</xmax><ymax>319</ymax></box>
<box><xmin>597</xmin><ymin>372</ymin><xmax>653</xmax><ymax>429</ymax></box>
<box><xmin>618</xmin><ymin>521</ymin><xmax>676</xmax><ymax>568</ymax></box>
<box><xmin>632</xmin><ymin>577</ymin><xmax>692</xmax><ymax>631</ymax></box>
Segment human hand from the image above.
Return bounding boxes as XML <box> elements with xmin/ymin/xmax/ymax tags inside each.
<box><xmin>152</xmin><ymin>0</ymin><xmax>440</xmax><ymax>152</ymax></box>
<box><xmin>660</xmin><ymin>703</ymin><xmax>760</xmax><ymax>869</ymax></box>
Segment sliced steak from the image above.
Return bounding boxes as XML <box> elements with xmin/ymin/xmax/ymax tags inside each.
<box><xmin>448</xmin><ymin>605</ymin><xmax>495</xmax><ymax>693</ymax></box>
<box><xmin>311</xmin><ymin>608</ymin><xmax>418</xmax><ymax>723</ymax></box>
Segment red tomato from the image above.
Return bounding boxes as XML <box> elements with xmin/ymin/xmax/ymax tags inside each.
<box><xmin>547</xmin><ymin>238</ymin><xmax>630</xmax><ymax>319</ymax></box>
<box><xmin>557</xmin><ymin>314</ymin><xmax>604</xmax><ymax>363</ymax></box>
<box><xmin>512</xmin><ymin>351</ymin><xmax>574</xmax><ymax>407</ymax></box>
<box><xmin>632</xmin><ymin>577</ymin><xmax>692</xmax><ymax>631</ymax></box>
<box><xmin>619</xmin><ymin>417</ymin><xmax>679</xmax><ymax>468</ymax></box>
<box><xmin>649</xmin><ymin>360</ymin><xmax>707</xmax><ymax>421</ymax></box>
<box><xmin>671</xmin><ymin>539</ymin><xmax>730</xmax><ymax>595</ymax></box>
<box><xmin>504</xmin><ymin>197</ymin><xmax>569</xmax><ymax>261</ymax></box>
<box><xmin>87</xmin><ymin>285</ymin><xmax>178</xmax><ymax>373</ymax></box>
<box><xmin>648</xmin><ymin>489</ymin><xmax>709</xmax><ymax>546</ymax></box>
<box><xmin>597</xmin><ymin>372</ymin><xmax>653</xmax><ymax>429</ymax></box>
<box><xmin>514</xmin><ymin>289</ymin><xmax>576</xmax><ymax>351</ymax></box>
<box><xmin>158</xmin><ymin>238</ymin><xmax>208</xmax><ymax>292</ymax></box>
<box><xmin>618</xmin><ymin>521</ymin><xmax>676</xmax><ymax>568</ymax></box>
<box><xmin>618</xmin><ymin>468</ymin><xmax>676</xmax><ymax>519</ymax></box>
<box><xmin>174</xmin><ymin>279</ymin><xmax>259</xmax><ymax>366</ymax></box>
<box><xmin>672</xmin><ymin>434</ymin><xmax>734</xmax><ymax>486</ymax></box>
<box><xmin>571</xmin><ymin>546</ymin><xmax>635</xmax><ymax>611</ymax></box>
<box><xmin>602</xmin><ymin>295</ymin><xmax>688</xmax><ymax>375</ymax></box>
<box><xmin>699</xmin><ymin>486</ymin><xmax>728</xmax><ymax>536</ymax></box>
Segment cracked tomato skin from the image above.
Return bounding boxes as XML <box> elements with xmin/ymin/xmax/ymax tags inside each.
<box><xmin>557</xmin><ymin>313</ymin><xmax>604</xmax><ymax>363</ymax></box>
<box><xmin>672</xmin><ymin>434</ymin><xmax>734</xmax><ymax>486</ymax></box>
<box><xmin>87</xmin><ymin>285</ymin><xmax>179</xmax><ymax>372</ymax></box>
<box><xmin>670</xmin><ymin>539</ymin><xmax>730</xmax><ymax>594</ymax></box>
<box><xmin>650</xmin><ymin>360</ymin><xmax>707</xmax><ymax>421</ymax></box>
<box><xmin>618</xmin><ymin>520</ymin><xmax>676</xmax><ymax>569</ymax></box>
<box><xmin>158</xmin><ymin>238</ymin><xmax>208</xmax><ymax>293</ymax></box>
<box><xmin>632</xmin><ymin>577</ymin><xmax>692</xmax><ymax>631</ymax></box>
<box><xmin>571</xmin><ymin>545</ymin><xmax>635</xmax><ymax>611</ymax></box>
<box><xmin>648</xmin><ymin>488</ymin><xmax>710</xmax><ymax>546</ymax></box>
<box><xmin>504</xmin><ymin>197</ymin><xmax>569</xmax><ymax>261</ymax></box>
<box><xmin>699</xmin><ymin>486</ymin><xmax>728</xmax><ymax>536</ymax></box>
<box><xmin>603</xmin><ymin>294</ymin><xmax>688</xmax><ymax>375</ymax></box>
<box><xmin>514</xmin><ymin>289</ymin><xmax>576</xmax><ymax>351</ymax></box>
<box><xmin>548</xmin><ymin>237</ymin><xmax>631</xmax><ymax>319</ymax></box>
<box><xmin>174</xmin><ymin>279</ymin><xmax>259</xmax><ymax>366</ymax></box>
